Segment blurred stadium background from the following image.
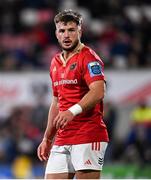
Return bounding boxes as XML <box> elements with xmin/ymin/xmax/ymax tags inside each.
<box><xmin>0</xmin><ymin>0</ymin><xmax>151</xmax><ymax>178</ymax></box>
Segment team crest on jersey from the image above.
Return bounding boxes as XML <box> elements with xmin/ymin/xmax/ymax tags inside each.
<box><xmin>88</xmin><ymin>61</ymin><xmax>102</xmax><ymax>77</ymax></box>
<box><xmin>70</xmin><ymin>63</ymin><xmax>77</xmax><ymax>70</ymax></box>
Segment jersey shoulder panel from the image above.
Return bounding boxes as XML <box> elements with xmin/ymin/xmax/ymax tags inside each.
<box><xmin>79</xmin><ymin>46</ymin><xmax>104</xmax><ymax>71</ymax></box>
<box><xmin>50</xmin><ymin>53</ymin><xmax>61</xmax><ymax>75</ymax></box>
<box><xmin>50</xmin><ymin>53</ymin><xmax>60</xmax><ymax>66</ymax></box>
<box><xmin>79</xmin><ymin>46</ymin><xmax>105</xmax><ymax>85</ymax></box>
<box><xmin>82</xmin><ymin>46</ymin><xmax>104</xmax><ymax>65</ymax></box>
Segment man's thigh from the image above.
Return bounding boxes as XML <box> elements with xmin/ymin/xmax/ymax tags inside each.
<box><xmin>75</xmin><ymin>170</ymin><xmax>101</xmax><ymax>179</ymax></box>
<box><xmin>45</xmin><ymin>172</ymin><xmax>75</xmax><ymax>179</ymax></box>
<box><xmin>45</xmin><ymin>145</ymin><xmax>75</xmax><ymax>175</ymax></box>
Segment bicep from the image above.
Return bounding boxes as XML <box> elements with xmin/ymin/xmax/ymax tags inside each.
<box><xmin>89</xmin><ymin>80</ymin><xmax>105</xmax><ymax>96</ymax></box>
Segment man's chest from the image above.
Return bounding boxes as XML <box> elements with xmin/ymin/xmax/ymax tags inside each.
<box><xmin>52</xmin><ymin>61</ymin><xmax>79</xmax><ymax>80</ymax></box>
<box><xmin>52</xmin><ymin>61</ymin><xmax>83</xmax><ymax>88</ymax></box>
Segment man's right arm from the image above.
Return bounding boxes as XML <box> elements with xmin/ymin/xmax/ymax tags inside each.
<box><xmin>37</xmin><ymin>96</ymin><xmax>59</xmax><ymax>161</ymax></box>
<box><xmin>43</xmin><ymin>96</ymin><xmax>59</xmax><ymax>141</ymax></box>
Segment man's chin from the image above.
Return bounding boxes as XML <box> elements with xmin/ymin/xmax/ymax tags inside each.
<box><xmin>61</xmin><ymin>40</ymin><xmax>79</xmax><ymax>51</ymax></box>
<box><xmin>62</xmin><ymin>46</ymin><xmax>74</xmax><ymax>51</ymax></box>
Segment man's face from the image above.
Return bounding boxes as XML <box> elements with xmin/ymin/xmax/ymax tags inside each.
<box><xmin>55</xmin><ymin>21</ymin><xmax>82</xmax><ymax>51</ymax></box>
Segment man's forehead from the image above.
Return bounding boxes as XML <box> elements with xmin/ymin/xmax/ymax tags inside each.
<box><xmin>56</xmin><ymin>21</ymin><xmax>78</xmax><ymax>28</ymax></box>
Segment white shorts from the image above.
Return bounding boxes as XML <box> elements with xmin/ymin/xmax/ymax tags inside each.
<box><xmin>45</xmin><ymin>142</ymin><xmax>108</xmax><ymax>174</ymax></box>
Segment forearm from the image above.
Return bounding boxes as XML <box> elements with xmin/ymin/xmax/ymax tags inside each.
<box><xmin>53</xmin><ymin>81</ymin><xmax>105</xmax><ymax>129</ymax></box>
<box><xmin>43</xmin><ymin>97</ymin><xmax>59</xmax><ymax>141</ymax></box>
<box><xmin>79</xmin><ymin>80</ymin><xmax>105</xmax><ymax>111</ymax></box>
<box><xmin>79</xmin><ymin>89</ymin><xmax>104</xmax><ymax>112</ymax></box>
<box><xmin>69</xmin><ymin>80</ymin><xmax>105</xmax><ymax>115</ymax></box>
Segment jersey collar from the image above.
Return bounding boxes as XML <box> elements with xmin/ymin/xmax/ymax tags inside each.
<box><xmin>59</xmin><ymin>43</ymin><xmax>85</xmax><ymax>66</ymax></box>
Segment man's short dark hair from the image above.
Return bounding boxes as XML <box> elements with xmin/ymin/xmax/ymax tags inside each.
<box><xmin>54</xmin><ymin>9</ymin><xmax>83</xmax><ymax>26</ymax></box>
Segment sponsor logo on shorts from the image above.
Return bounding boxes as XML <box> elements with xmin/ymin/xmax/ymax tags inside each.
<box><xmin>84</xmin><ymin>159</ymin><xmax>92</xmax><ymax>165</ymax></box>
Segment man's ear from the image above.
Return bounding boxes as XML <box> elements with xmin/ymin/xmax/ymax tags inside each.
<box><xmin>55</xmin><ymin>30</ymin><xmax>58</xmax><ymax>39</ymax></box>
<box><xmin>78</xmin><ymin>27</ymin><xmax>82</xmax><ymax>38</ymax></box>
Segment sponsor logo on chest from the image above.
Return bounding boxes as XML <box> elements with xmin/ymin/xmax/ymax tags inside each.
<box><xmin>54</xmin><ymin>79</ymin><xmax>78</xmax><ymax>86</ymax></box>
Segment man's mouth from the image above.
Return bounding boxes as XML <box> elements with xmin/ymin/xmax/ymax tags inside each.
<box><xmin>63</xmin><ymin>40</ymin><xmax>72</xmax><ymax>46</ymax></box>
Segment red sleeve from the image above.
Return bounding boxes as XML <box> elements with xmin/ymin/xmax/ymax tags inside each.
<box><xmin>49</xmin><ymin>59</ymin><xmax>58</xmax><ymax>97</ymax></box>
<box><xmin>81</xmin><ymin>50</ymin><xmax>105</xmax><ymax>85</ymax></box>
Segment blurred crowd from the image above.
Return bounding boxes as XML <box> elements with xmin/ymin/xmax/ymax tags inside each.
<box><xmin>0</xmin><ymin>0</ymin><xmax>151</xmax><ymax>178</ymax></box>
<box><xmin>0</xmin><ymin>102</ymin><xmax>48</xmax><ymax>178</ymax></box>
<box><xmin>0</xmin><ymin>103</ymin><xmax>48</xmax><ymax>164</ymax></box>
<box><xmin>0</xmin><ymin>0</ymin><xmax>151</xmax><ymax>71</ymax></box>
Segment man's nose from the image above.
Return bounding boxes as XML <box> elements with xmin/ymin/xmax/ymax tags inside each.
<box><xmin>64</xmin><ymin>30</ymin><xmax>69</xmax><ymax>37</ymax></box>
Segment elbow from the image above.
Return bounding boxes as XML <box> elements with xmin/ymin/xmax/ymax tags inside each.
<box><xmin>96</xmin><ymin>92</ymin><xmax>105</xmax><ymax>103</ymax></box>
<box><xmin>101</xmin><ymin>93</ymin><xmax>105</xmax><ymax>100</ymax></box>
<box><xmin>99</xmin><ymin>88</ymin><xmax>105</xmax><ymax>100</ymax></box>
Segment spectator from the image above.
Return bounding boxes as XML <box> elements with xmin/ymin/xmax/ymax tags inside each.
<box><xmin>124</xmin><ymin>100</ymin><xmax>151</xmax><ymax>165</ymax></box>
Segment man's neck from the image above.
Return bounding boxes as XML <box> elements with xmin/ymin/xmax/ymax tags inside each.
<box><xmin>62</xmin><ymin>42</ymin><xmax>83</xmax><ymax>60</ymax></box>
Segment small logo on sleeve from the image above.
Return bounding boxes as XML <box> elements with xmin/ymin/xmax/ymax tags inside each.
<box><xmin>88</xmin><ymin>61</ymin><xmax>102</xmax><ymax>77</ymax></box>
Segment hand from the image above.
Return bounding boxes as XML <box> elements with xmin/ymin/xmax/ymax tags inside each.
<box><xmin>53</xmin><ymin>110</ymin><xmax>74</xmax><ymax>129</ymax></box>
<box><xmin>37</xmin><ymin>139</ymin><xmax>52</xmax><ymax>161</ymax></box>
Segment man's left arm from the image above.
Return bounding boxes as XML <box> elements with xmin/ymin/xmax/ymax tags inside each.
<box><xmin>78</xmin><ymin>80</ymin><xmax>105</xmax><ymax>111</ymax></box>
<box><xmin>53</xmin><ymin>80</ymin><xmax>105</xmax><ymax>129</ymax></box>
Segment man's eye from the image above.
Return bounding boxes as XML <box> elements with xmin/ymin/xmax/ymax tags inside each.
<box><xmin>69</xmin><ymin>29</ymin><xmax>75</xmax><ymax>32</ymax></box>
<box><xmin>59</xmin><ymin>30</ymin><xmax>64</xmax><ymax>33</ymax></box>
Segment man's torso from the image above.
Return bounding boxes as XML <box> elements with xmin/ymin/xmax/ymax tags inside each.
<box><xmin>50</xmin><ymin>45</ymin><xmax>109</xmax><ymax>145</ymax></box>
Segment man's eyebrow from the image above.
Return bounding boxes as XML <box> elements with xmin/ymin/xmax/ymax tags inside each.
<box><xmin>58</xmin><ymin>28</ymin><xmax>65</xmax><ymax>31</ymax></box>
<box><xmin>58</xmin><ymin>27</ymin><xmax>76</xmax><ymax>31</ymax></box>
<box><xmin>68</xmin><ymin>27</ymin><xmax>76</xmax><ymax>30</ymax></box>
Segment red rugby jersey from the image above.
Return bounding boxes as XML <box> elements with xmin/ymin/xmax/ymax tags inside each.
<box><xmin>50</xmin><ymin>45</ymin><xmax>109</xmax><ymax>145</ymax></box>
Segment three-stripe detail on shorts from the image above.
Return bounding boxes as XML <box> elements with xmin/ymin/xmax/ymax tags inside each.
<box><xmin>91</xmin><ymin>142</ymin><xmax>100</xmax><ymax>151</ymax></box>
